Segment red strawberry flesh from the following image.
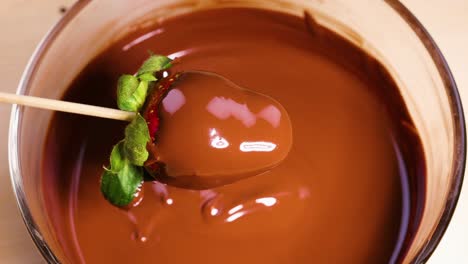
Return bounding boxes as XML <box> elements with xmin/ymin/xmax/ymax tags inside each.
<box><xmin>142</xmin><ymin>74</ymin><xmax>180</xmax><ymax>141</ymax></box>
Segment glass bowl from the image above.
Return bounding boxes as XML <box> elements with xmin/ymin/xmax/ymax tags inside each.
<box><xmin>8</xmin><ymin>0</ymin><xmax>465</xmax><ymax>263</ymax></box>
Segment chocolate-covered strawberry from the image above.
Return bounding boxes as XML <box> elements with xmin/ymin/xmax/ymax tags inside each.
<box><xmin>141</xmin><ymin>71</ymin><xmax>293</xmax><ymax>190</ymax></box>
<box><xmin>100</xmin><ymin>55</ymin><xmax>293</xmax><ymax>207</ymax></box>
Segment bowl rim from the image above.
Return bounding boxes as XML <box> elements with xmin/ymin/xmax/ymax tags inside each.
<box><xmin>8</xmin><ymin>0</ymin><xmax>466</xmax><ymax>263</ymax></box>
<box><xmin>8</xmin><ymin>1</ymin><xmax>91</xmax><ymax>262</ymax></box>
<box><xmin>383</xmin><ymin>1</ymin><xmax>466</xmax><ymax>262</ymax></box>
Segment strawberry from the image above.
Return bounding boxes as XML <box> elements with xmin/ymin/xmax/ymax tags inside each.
<box><xmin>141</xmin><ymin>73</ymin><xmax>180</xmax><ymax>178</ymax></box>
<box><xmin>142</xmin><ymin>73</ymin><xmax>180</xmax><ymax>141</ymax></box>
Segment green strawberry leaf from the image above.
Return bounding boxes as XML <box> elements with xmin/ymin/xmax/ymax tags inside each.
<box><xmin>137</xmin><ymin>55</ymin><xmax>172</xmax><ymax>77</ymax></box>
<box><xmin>138</xmin><ymin>72</ymin><xmax>158</xmax><ymax>82</ymax></box>
<box><xmin>124</xmin><ymin>113</ymin><xmax>150</xmax><ymax>166</ymax></box>
<box><xmin>101</xmin><ymin>162</ymin><xmax>143</xmax><ymax>207</ymax></box>
<box><xmin>109</xmin><ymin>141</ymin><xmax>125</xmax><ymax>172</ymax></box>
<box><xmin>101</xmin><ymin>142</ymin><xmax>143</xmax><ymax>207</ymax></box>
<box><xmin>117</xmin><ymin>74</ymin><xmax>141</xmax><ymax>111</ymax></box>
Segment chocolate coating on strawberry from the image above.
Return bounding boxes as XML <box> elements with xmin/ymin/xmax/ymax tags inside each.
<box><xmin>142</xmin><ymin>71</ymin><xmax>293</xmax><ymax>189</ymax></box>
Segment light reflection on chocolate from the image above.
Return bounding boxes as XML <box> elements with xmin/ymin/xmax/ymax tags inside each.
<box><xmin>201</xmin><ymin>187</ymin><xmax>310</xmax><ymax>224</ymax></box>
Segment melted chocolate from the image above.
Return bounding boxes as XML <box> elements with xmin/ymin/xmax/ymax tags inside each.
<box><xmin>42</xmin><ymin>8</ymin><xmax>425</xmax><ymax>264</ymax></box>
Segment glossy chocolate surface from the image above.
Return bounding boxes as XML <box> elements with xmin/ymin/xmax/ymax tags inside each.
<box><xmin>143</xmin><ymin>71</ymin><xmax>292</xmax><ymax>189</ymax></box>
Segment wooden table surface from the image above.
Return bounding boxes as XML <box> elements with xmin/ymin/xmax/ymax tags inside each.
<box><xmin>0</xmin><ymin>1</ymin><xmax>467</xmax><ymax>263</ymax></box>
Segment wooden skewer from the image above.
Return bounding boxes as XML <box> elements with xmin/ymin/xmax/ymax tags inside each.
<box><xmin>0</xmin><ymin>92</ymin><xmax>135</xmax><ymax>122</ymax></box>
